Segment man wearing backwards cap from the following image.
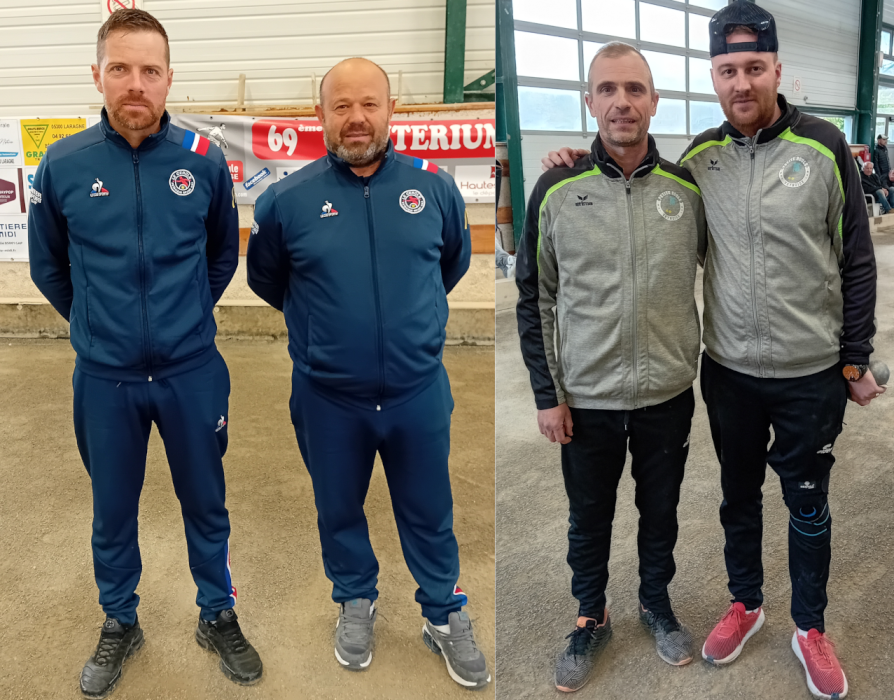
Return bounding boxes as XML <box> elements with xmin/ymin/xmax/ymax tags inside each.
<box><xmin>542</xmin><ymin>2</ymin><xmax>880</xmax><ymax>697</ymax></box>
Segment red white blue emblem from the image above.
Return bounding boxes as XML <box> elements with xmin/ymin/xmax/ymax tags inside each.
<box><xmin>170</xmin><ymin>169</ymin><xmax>195</xmax><ymax>196</ymax></box>
<box><xmin>399</xmin><ymin>189</ymin><xmax>425</xmax><ymax>214</ymax></box>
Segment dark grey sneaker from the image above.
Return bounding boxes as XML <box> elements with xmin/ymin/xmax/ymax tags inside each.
<box><xmin>639</xmin><ymin>605</ymin><xmax>694</xmax><ymax>666</ymax></box>
<box><xmin>422</xmin><ymin>611</ymin><xmax>491</xmax><ymax>689</ymax></box>
<box><xmin>195</xmin><ymin>609</ymin><xmax>263</xmax><ymax>685</ymax></box>
<box><xmin>335</xmin><ymin>598</ymin><xmax>377</xmax><ymax>670</ymax></box>
<box><xmin>554</xmin><ymin>614</ymin><xmax>612</xmax><ymax>693</ymax></box>
<box><xmin>80</xmin><ymin>616</ymin><xmax>144</xmax><ymax>699</ymax></box>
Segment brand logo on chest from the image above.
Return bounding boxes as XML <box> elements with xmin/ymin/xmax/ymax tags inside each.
<box><xmin>779</xmin><ymin>157</ymin><xmax>810</xmax><ymax>188</ymax></box>
<box><xmin>656</xmin><ymin>190</ymin><xmax>684</xmax><ymax>221</ymax></box>
<box><xmin>574</xmin><ymin>195</ymin><xmax>593</xmax><ymax>206</ymax></box>
<box><xmin>169</xmin><ymin>169</ymin><xmax>196</xmax><ymax>196</ymax></box>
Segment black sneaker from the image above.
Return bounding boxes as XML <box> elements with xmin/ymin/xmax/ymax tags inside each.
<box><xmin>195</xmin><ymin>609</ymin><xmax>263</xmax><ymax>685</ymax></box>
<box><xmin>79</xmin><ymin>616</ymin><xmax>144</xmax><ymax>699</ymax></box>
<box><xmin>639</xmin><ymin>605</ymin><xmax>694</xmax><ymax>666</ymax></box>
<box><xmin>554</xmin><ymin>613</ymin><xmax>612</xmax><ymax>693</ymax></box>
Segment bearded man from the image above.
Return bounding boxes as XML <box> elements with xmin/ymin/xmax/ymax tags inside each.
<box><xmin>27</xmin><ymin>8</ymin><xmax>261</xmax><ymax>698</ymax></box>
<box><xmin>245</xmin><ymin>57</ymin><xmax>490</xmax><ymax>689</ymax></box>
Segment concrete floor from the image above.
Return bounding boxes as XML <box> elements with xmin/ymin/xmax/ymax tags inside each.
<box><xmin>496</xmin><ymin>229</ymin><xmax>894</xmax><ymax>700</ymax></box>
<box><xmin>0</xmin><ymin>342</ymin><xmax>494</xmax><ymax>700</ymax></box>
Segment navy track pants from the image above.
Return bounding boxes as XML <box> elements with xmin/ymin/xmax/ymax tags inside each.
<box><xmin>290</xmin><ymin>366</ymin><xmax>467</xmax><ymax>626</ymax></box>
<box><xmin>73</xmin><ymin>351</ymin><xmax>236</xmax><ymax>625</ymax></box>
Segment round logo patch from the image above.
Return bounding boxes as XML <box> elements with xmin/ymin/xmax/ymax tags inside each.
<box><xmin>399</xmin><ymin>189</ymin><xmax>425</xmax><ymax>214</ymax></box>
<box><xmin>779</xmin><ymin>157</ymin><xmax>810</xmax><ymax>188</ymax></box>
<box><xmin>656</xmin><ymin>190</ymin><xmax>684</xmax><ymax>221</ymax></box>
<box><xmin>169</xmin><ymin>169</ymin><xmax>195</xmax><ymax>196</ymax></box>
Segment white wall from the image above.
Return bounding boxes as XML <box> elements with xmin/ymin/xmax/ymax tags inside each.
<box><xmin>763</xmin><ymin>0</ymin><xmax>860</xmax><ymax>111</ymax></box>
<box><xmin>0</xmin><ymin>0</ymin><xmax>495</xmax><ymax>116</ymax></box>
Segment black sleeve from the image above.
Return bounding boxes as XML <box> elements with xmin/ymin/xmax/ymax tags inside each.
<box><xmin>515</xmin><ymin>167</ymin><xmax>575</xmax><ymax>409</ymax></box>
<box><xmin>833</xmin><ymin>134</ymin><xmax>877</xmax><ymax>364</ymax></box>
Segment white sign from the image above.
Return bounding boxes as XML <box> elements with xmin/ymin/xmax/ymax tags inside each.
<box><xmin>793</xmin><ymin>76</ymin><xmax>803</xmax><ymax>94</ymax></box>
<box><xmin>100</xmin><ymin>0</ymin><xmax>142</xmax><ymax>22</ymax></box>
<box><xmin>0</xmin><ymin>119</ymin><xmax>23</xmax><ymax>166</ymax></box>
<box><xmin>0</xmin><ymin>215</ymin><xmax>28</xmax><ymax>261</ymax></box>
<box><xmin>453</xmin><ymin>164</ymin><xmax>496</xmax><ymax>204</ymax></box>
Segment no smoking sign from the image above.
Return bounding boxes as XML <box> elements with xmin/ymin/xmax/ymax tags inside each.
<box><xmin>100</xmin><ymin>0</ymin><xmax>142</xmax><ymax>21</ymax></box>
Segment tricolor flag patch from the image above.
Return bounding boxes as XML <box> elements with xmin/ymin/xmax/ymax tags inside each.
<box><xmin>452</xmin><ymin>584</ymin><xmax>468</xmax><ymax>607</ymax></box>
<box><xmin>413</xmin><ymin>157</ymin><xmax>439</xmax><ymax>173</ymax></box>
<box><xmin>181</xmin><ymin>130</ymin><xmax>212</xmax><ymax>157</ymax></box>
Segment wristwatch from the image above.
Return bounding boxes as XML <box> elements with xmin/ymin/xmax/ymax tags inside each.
<box><xmin>842</xmin><ymin>364</ymin><xmax>868</xmax><ymax>381</ymax></box>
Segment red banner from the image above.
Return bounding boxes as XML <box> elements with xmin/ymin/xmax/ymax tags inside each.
<box><xmin>250</xmin><ymin>119</ymin><xmax>495</xmax><ymax>161</ymax></box>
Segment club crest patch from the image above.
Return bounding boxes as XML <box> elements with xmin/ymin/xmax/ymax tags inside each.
<box><xmin>656</xmin><ymin>190</ymin><xmax>684</xmax><ymax>221</ymax></box>
<box><xmin>170</xmin><ymin>169</ymin><xmax>196</xmax><ymax>196</ymax></box>
<box><xmin>779</xmin><ymin>157</ymin><xmax>810</xmax><ymax>188</ymax></box>
<box><xmin>399</xmin><ymin>189</ymin><xmax>425</xmax><ymax>214</ymax></box>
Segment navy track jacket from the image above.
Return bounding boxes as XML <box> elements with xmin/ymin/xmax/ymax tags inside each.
<box><xmin>246</xmin><ymin>141</ymin><xmax>471</xmax><ymax>408</ymax></box>
<box><xmin>28</xmin><ymin>110</ymin><xmax>239</xmax><ymax>382</ymax></box>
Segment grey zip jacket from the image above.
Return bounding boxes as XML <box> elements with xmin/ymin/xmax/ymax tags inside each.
<box><xmin>680</xmin><ymin>95</ymin><xmax>876</xmax><ymax>378</ymax></box>
<box><xmin>516</xmin><ymin>135</ymin><xmax>706</xmax><ymax>410</ymax></box>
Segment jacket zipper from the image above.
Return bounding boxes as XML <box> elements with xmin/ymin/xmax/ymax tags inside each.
<box><xmin>364</xmin><ymin>185</ymin><xmax>384</xmax><ymax>410</ymax></box>
<box><xmin>609</xmin><ymin>161</ymin><xmax>651</xmax><ymax>408</ymax></box>
<box><xmin>744</xmin><ymin>133</ymin><xmax>763</xmax><ymax>376</ymax></box>
<box><xmin>133</xmin><ymin>151</ymin><xmax>154</xmax><ymax>381</ymax></box>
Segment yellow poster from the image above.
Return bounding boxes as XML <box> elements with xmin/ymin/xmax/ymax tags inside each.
<box><xmin>20</xmin><ymin>119</ymin><xmax>87</xmax><ymax>166</ymax></box>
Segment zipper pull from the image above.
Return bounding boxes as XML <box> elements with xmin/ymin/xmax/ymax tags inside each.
<box><xmin>376</xmin><ymin>404</ymin><xmax>381</xmax><ymax>411</ymax></box>
<box><xmin>364</xmin><ymin>186</ymin><xmax>370</xmax><ymax>198</ymax></box>
<box><xmin>148</xmin><ymin>376</ymin><xmax>152</xmax><ymax>382</ymax></box>
<box><xmin>133</xmin><ymin>152</ymin><xmax>138</xmax><ymax>163</ymax></box>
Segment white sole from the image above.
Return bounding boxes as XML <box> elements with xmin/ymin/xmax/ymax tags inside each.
<box><xmin>422</xmin><ymin>623</ymin><xmax>490</xmax><ymax>688</ymax></box>
<box><xmin>334</xmin><ymin>646</ymin><xmax>372</xmax><ymax>669</ymax></box>
<box><xmin>701</xmin><ymin>608</ymin><xmax>765</xmax><ymax>665</ymax></box>
<box><xmin>791</xmin><ymin>632</ymin><xmax>848</xmax><ymax>699</ymax></box>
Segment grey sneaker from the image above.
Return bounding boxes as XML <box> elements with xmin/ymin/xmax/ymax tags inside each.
<box><xmin>555</xmin><ymin>614</ymin><xmax>612</xmax><ymax>693</ymax></box>
<box><xmin>334</xmin><ymin>599</ymin><xmax>376</xmax><ymax>670</ymax></box>
<box><xmin>422</xmin><ymin>611</ymin><xmax>491</xmax><ymax>689</ymax></box>
<box><xmin>639</xmin><ymin>605</ymin><xmax>694</xmax><ymax>666</ymax></box>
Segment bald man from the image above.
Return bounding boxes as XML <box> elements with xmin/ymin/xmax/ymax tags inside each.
<box><xmin>246</xmin><ymin>58</ymin><xmax>490</xmax><ymax>688</ymax></box>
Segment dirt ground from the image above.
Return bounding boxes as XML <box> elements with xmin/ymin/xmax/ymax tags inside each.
<box><xmin>495</xmin><ymin>229</ymin><xmax>894</xmax><ymax>700</ymax></box>
<box><xmin>0</xmin><ymin>342</ymin><xmax>494</xmax><ymax>700</ymax></box>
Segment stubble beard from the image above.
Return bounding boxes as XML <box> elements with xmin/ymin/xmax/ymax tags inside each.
<box><xmin>108</xmin><ymin>97</ymin><xmax>165</xmax><ymax>132</ymax></box>
<box><xmin>720</xmin><ymin>91</ymin><xmax>778</xmax><ymax>136</ymax></box>
<box><xmin>324</xmin><ymin>124</ymin><xmax>391</xmax><ymax>167</ymax></box>
<box><xmin>601</xmin><ymin>118</ymin><xmax>648</xmax><ymax>150</ymax></box>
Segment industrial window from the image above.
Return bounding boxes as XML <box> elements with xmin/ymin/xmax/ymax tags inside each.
<box><xmin>512</xmin><ymin>0</ymin><xmax>723</xmax><ymax>136</ymax></box>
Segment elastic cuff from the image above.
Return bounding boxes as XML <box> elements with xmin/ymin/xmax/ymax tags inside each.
<box><xmin>426</xmin><ymin>607</ymin><xmax>462</xmax><ymax>626</ymax></box>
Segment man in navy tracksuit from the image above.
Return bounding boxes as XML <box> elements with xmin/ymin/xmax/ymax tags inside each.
<box><xmin>27</xmin><ymin>10</ymin><xmax>261</xmax><ymax>697</ymax></box>
<box><xmin>246</xmin><ymin>57</ymin><xmax>490</xmax><ymax>688</ymax></box>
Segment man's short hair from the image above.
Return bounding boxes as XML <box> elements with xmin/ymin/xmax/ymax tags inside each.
<box><xmin>587</xmin><ymin>42</ymin><xmax>654</xmax><ymax>95</ymax></box>
<box><xmin>319</xmin><ymin>58</ymin><xmax>391</xmax><ymax>105</ymax></box>
<box><xmin>97</xmin><ymin>9</ymin><xmax>170</xmax><ymax>67</ymax></box>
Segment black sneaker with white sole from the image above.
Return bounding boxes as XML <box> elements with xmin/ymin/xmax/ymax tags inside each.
<box><xmin>79</xmin><ymin>616</ymin><xmax>144</xmax><ymax>699</ymax></box>
<box><xmin>335</xmin><ymin>598</ymin><xmax>377</xmax><ymax>670</ymax></box>
<box><xmin>423</xmin><ymin>611</ymin><xmax>491</xmax><ymax>689</ymax></box>
<box><xmin>195</xmin><ymin>608</ymin><xmax>263</xmax><ymax>685</ymax></box>
<box><xmin>638</xmin><ymin>605</ymin><xmax>695</xmax><ymax>666</ymax></box>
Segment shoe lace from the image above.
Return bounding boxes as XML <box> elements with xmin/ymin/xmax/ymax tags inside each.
<box><xmin>805</xmin><ymin>634</ymin><xmax>837</xmax><ymax>671</ymax></box>
<box><xmin>93</xmin><ymin>630</ymin><xmax>125</xmax><ymax>667</ymax></box>
<box><xmin>717</xmin><ymin>605</ymin><xmax>745</xmax><ymax>637</ymax></box>
<box><xmin>341</xmin><ymin>615</ymin><xmax>374</xmax><ymax>646</ymax></box>
<box><xmin>651</xmin><ymin>612</ymin><xmax>682</xmax><ymax>635</ymax></box>
<box><xmin>442</xmin><ymin>621</ymin><xmax>480</xmax><ymax>661</ymax></box>
<box><xmin>217</xmin><ymin>620</ymin><xmax>250</xmax><ymax>654</ymax></box>
<box><xmin>565</xmin><ymin>622</ymin><xmax>598</xmax><ymax>657</ymax></box>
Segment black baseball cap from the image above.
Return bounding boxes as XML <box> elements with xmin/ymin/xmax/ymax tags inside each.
<box><xmin>709</xmin><ymin>1</ymin><xmax>778</xmax><ymax>58</ymax></box>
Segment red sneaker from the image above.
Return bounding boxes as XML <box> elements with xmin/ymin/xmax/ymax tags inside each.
<box><xmin>792</xmin><ymin>629</ymin><xmax>848</xmax><ymax>699</ymax></box>
<box><xmin>701</xmin><ymin>602</ymin><xmax>764</xmax><ymax>665</ymax></box>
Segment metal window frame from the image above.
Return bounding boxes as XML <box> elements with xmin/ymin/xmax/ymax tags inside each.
<box><xmin>513</xmin><ymin>0</ymin><xmax>721</xmax><ymax>138</ymax></box>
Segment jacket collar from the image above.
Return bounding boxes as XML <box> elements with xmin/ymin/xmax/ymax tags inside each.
<box><xmin>326</xmin><ymin>138</ymin><xmax>395</xmax><ymax>179</ymax></box>
<box><xmin>720</xmin><ymin>94</ymin><xmax>797</xmax><ymax>145</ymax></box>
<box><xmin>590</xmin><ymin>133</ymin><xmax>658</xmax><ymax>179</ymax></box>
<box><xmin>100</xmin><ymin>107</ymin><xmax>171</xmax><ymax>151</ymax></box>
